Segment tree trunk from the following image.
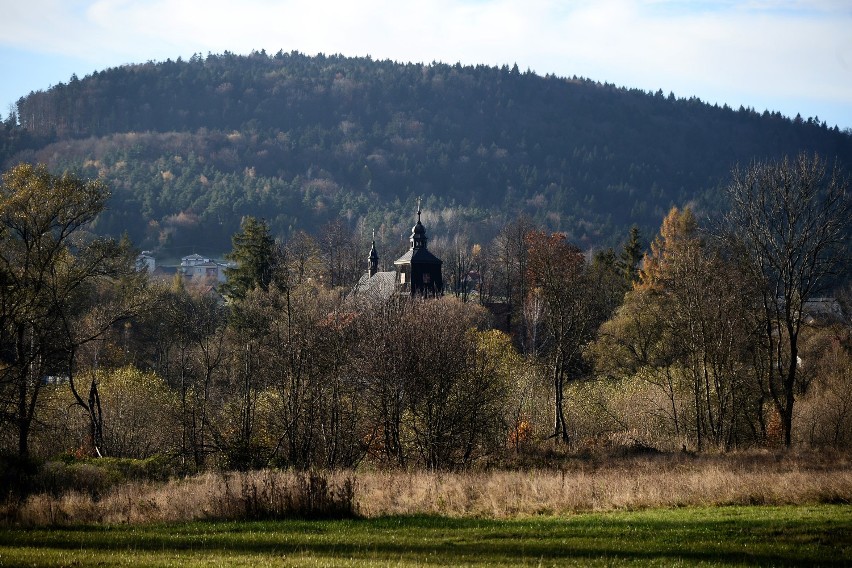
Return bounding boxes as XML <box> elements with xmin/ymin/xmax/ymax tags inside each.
<box><xmin>782</xmin><ymin>340</ymin><xmax>798</xmax><ymax>448</ymax></box>
<box><xmin>17</xmin><ymin>369</ymin><xmax>29</xmax><ymax>458</ymax></box>
<box><xmin>552</xmin><ymin>351</ymin><xmax>569</xmax><ymax>444</ymax></box>
<box><xmin>88</xmin><ymin>379</ymin><xmax>104</xmax><ymax>457</ymax></box>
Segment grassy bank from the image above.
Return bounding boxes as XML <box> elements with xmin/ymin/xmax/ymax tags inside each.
<box><xmin>1</xmin><ymin>505</ymin><xmax>850</xmax><ymax>566</ymax></box>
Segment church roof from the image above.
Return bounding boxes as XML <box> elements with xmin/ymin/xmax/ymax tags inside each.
<box><xmin>393</xmin><ymin>247</ymin><xmax>443</xmax><ymax>265</ymax></box>
<box><xmin>412</xmin><ymin>218</ymin><xmax>426</xmax><ymax>236</ymax></box>
<box><xmin>352</xmin><ymin>270</ymin><xmax>397</xmax><ymax>301</ymax></box>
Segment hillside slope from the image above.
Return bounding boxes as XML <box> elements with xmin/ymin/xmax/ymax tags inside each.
<box><xmin>3</xmin><ymin>51</ymin><xmax>850</xmax><ymax>254</ymax></box>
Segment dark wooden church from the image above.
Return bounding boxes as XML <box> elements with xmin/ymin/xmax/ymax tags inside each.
<box><xmin>355</xmin><ymin>202</ymin><xmax>443</xmax><ymax>299</ymax></box>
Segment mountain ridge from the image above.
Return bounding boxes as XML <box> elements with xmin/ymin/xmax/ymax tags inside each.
<box><xmin>2</xmin><ymin>51</ymin><xmax>850</xmax><ymax>254</ymax></box>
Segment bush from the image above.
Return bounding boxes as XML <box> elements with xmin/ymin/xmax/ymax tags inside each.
<box><xmin>216</xmin><ymin>470</ymin><xmax>357</xmax><ymax>520</ymax></box>
<box><xmin>24</xmin><ymin>455</ymin><xmax>179</xmax><ymax>499</ymax></box>
<box><xmin>0</xmin><ymin>453</ymin><xmax>40</xmax><ymax>499</ymax></box>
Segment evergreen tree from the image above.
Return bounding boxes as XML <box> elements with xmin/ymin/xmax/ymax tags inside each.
<box><xmin>222</xmin><ymin>216</ymin><xmax>277</xmax><ymax>300</ymax></box>
<box><xmin>618</xmin><ymin>225</ymin><xmax>643</xmax><ymax>286</ymax></box>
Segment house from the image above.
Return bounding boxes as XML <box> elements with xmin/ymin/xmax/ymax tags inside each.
<box><xmin>135</xmin><ymin>251</ymin><xmax>156</xmax><ymax>272</ymax></box>
<box><xmin>802</xmin><ymin>297</ymin><xmax>846</xmax><ymax>325</ymax></box>
<box><xmin>178</xmin><ymin>254</ymin><xmax>232</xmax><ymax>284</ymax></box>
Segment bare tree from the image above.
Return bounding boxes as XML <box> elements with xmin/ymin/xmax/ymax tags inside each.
<box><xmin>522</xmin><ymin>290</ymin><xmax>545</xmax><ymax>358</ymax></box>
<box><xmin>525</xmin><ymin>231</ymin><xmax>599</xmax><ymax>444</ymax></box>
<box><xmin>492</xmin><ymin>217</ymin><xmax>533</xmax><ymax>347</ymax></box>
<box><xmin>320</xmin><ymin>219</ymin><xmax>364</xmax><ymax>289</ymax></box>
<box><xmin>0</xmin><ymin>164</ymin><xmax>141</xmax><ymax>457</ymax></box>
<box><xmin>724</xmin><ymin>153</ymin><xmax>850</xmax><ymax>447</ymax></box>
<box><xmin>446</xmin><ymin>233</ymin><xmax>475</xmax><ymax>302</ymax></box>
<box><xmin>283</xmin><ymin>230</ymin><xmax>323</xmax><ymax>286</ymax></box>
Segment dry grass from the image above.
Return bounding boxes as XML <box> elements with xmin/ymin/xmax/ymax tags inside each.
<box><xmin>2</xmin><ymin>469</ymin><xmax>356</xmax><ymax>525</ymax></box>
<box><xmin>356</xmin><ymin>455</ymin><xmax>851</xmax><ymax>517</ymax></box>
<box><xmin>3</xmin><ymin>450</ymin><xmax>850</xmax><ymax>526</ymax></box>
<box><xmin>353</xmin><ymin>448</ymin><xmax>851</xmax><ymax>516</ymax></box>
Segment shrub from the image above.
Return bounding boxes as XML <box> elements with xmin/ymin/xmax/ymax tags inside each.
<box><xmin>215</xmin><ymin>470</ymin><xmax>357</xmax><ymax>520</ymax></box>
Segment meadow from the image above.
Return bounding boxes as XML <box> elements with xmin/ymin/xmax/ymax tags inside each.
<box><xmin>4</xmin><ymin>450</ymin><xmax>850</xmax><ymax>524</ymax></box>
<box><xmin>1</xmin><ymin>505</ymin><xmax>850</xmax><ymax>566</ymax></box>
<box><xmin>2</xmin><ymin>451</ymin><xmax>850</xmax><ymax>565</ymax></box>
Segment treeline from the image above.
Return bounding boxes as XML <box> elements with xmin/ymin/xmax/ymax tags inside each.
<box><xmin>1</xmin><ymin>157</ymin><xmax>850</xmax><ymax>474</ymax></box>
<box><xmin>2</xmin><ymin>51</ymin><xmax>851</xmax><ymax>254</ymax></box>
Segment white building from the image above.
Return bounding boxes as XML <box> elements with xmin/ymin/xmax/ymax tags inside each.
<box><xmin>136</xmin><ymin>251</ymin><xmax>156</xmax><ymax>272</ymax></box>
<box><xmin>179</xmin><ymin>254</ymin><xmax>232</xmax><ymax>283</ymax></box>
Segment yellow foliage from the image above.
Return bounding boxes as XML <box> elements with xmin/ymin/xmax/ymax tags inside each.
<box><xmin>95</xmin><ymin>367</ymin><xmax>180</xmax><ymax>458</ymax></box>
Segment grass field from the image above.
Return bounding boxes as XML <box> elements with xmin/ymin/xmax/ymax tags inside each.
<box><xmin>7</xmin><ymin>452</ymin><xmax>851</xmax><ymax>524</ymax></box>
<box><xmin>1</xmin><ymin>505</ymin><xmax>850</xmax><ymax>567</ymax></box>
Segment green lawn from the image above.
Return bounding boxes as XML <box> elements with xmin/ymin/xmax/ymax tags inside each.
<box><xmin>0</xmin><ymin>505</ymin><xmax>849</xmax><ymax>567</ymax></box>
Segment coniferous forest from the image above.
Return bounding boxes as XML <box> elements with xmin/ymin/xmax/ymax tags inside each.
<box><xmin>2</xmin><ymin>51</ymin><xmax>850</xmax><ymax>256</ymax></box>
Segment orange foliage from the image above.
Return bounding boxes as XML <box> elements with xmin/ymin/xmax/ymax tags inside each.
<box><xmin>637</xmin><ymin>206</ymin><xmax>699</xmax><ymax>290</ymax></box>
<box><xmin>508</xmin><ymin>419</ymin><xmax>533</xmax><ymax>450</ymax></box>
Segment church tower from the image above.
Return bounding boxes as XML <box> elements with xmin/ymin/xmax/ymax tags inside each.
<box><xmin>368</xmin><ymin>230</ymin><xmax>379</xmax><ymax>277</ymax></box>
<box><xmin>393</xmin><ymin>199</ymin><xmax>443</xmax><ymax>297</ymax></box>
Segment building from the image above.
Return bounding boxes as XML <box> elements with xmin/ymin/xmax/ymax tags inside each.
<box><xmin>178</xmin><ymin>254</ymin><xmax>232</xmax><ymax>284</ymax></box>
<box><xmin>353</xmin><ymin>203</ymin><xmax>443</xmax><ymax>300</ymax></box>
<box><xmin>352</xmin><ymin>242</ymin><xmax>397</xmax><ymax>302</ymax></box>
<box><xmin>393</xmin><ymin>204</ymin><xmax>443</xmax><ymax>297</ymax></box>
<box><xmin>802</xmin><ymin>297</ymin><xmax>846</xmax><ymax>325</ymax></box>
<box><xmin>135</xmin><ymin>251</ymin><xmax>156</xmax><ymax>272</ymax></box>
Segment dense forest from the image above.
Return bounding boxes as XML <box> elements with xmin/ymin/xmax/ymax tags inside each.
<box><xmin>1</xmin><ymin>156</ymin><xmax>849</xmax><ymax>476</ymax></box>
<box><xmin>2</xmin><ymin>51</ymin><xmax>850</xmax><ymax>257</ymax></box>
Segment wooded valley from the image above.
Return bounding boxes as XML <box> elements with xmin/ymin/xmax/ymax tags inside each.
<box><xmin>0</xmin><ymin>54</ymin><xmax>850</xmax><ymax>495</ymax></box>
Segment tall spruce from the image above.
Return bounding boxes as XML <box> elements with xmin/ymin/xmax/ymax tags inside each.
<box><xmin>222</xmin><ymin>216</ymin><xmax>277</xmax><ymax>300</ymax></box>
<box><xmin>619</xmin><ymin>225</ymin><xmax>644</xmax><ymax>287</ymax></box>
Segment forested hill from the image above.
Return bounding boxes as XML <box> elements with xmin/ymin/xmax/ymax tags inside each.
<box><xmin>2</xmin><ymin>51</ymin><xmax>851</xmax><ymax>255</ymax></box>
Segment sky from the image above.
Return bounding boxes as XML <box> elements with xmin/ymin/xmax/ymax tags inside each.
<box><xmin>1</xmin><ymin>0</ymin><xmax>851</xmax><ymax>130</ymax></box>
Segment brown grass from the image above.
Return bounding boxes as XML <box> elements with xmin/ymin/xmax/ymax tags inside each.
<box><xmin>355</xmin><ymin>449</ymin><xmax>852</xmax><ymax>517</ymax></box>
<box><xmin>3</xmin><ymin>450</ymin><xmax>850</xmax><ymax>526</ymax></box>
<box><xmin>2</xmin><ymin>470</ymin><xmax>356</xmax><ymax>525</ymax></box>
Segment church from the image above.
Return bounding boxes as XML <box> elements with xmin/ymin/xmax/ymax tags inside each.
<box><xmin>354</xmin><ymin>202</ymin><xmax>443</xmax><ymax>300</ymax></box>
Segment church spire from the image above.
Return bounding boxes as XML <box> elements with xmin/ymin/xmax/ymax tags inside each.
<box><xmin>410</xmin><ymin>197</ymin><xmax>427</xmax><ymax>250</ymax></box>
<box><xmin>393</xmin><ymin>198</ymin><xmax>444</xmax><ymax>298</ymax></box>
<box><xmin>368</xmin><ymin>229</ymin><xmax>379</xmax><ymax>276</ymax></box>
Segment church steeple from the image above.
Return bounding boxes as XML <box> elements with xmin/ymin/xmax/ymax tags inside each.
<box><xmin>368</xmin><ymin>229</ymin><xmax>379</xmax><ymax>277</ymax></box>
<box><xmin>394</xmin><ymin>198</ymin><xmax>443</xmax><ymax>298</ymax></box>
<box><xmin>410</xmin><ymin>197</ymin><xmax>428</xmax><ymax>250</ymax></box>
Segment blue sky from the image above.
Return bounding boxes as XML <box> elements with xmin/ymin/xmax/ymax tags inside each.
<box><xmin>2</xmin><ymin>0</ymin><xmax>851</xmax><ymax>129</ymax></box>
